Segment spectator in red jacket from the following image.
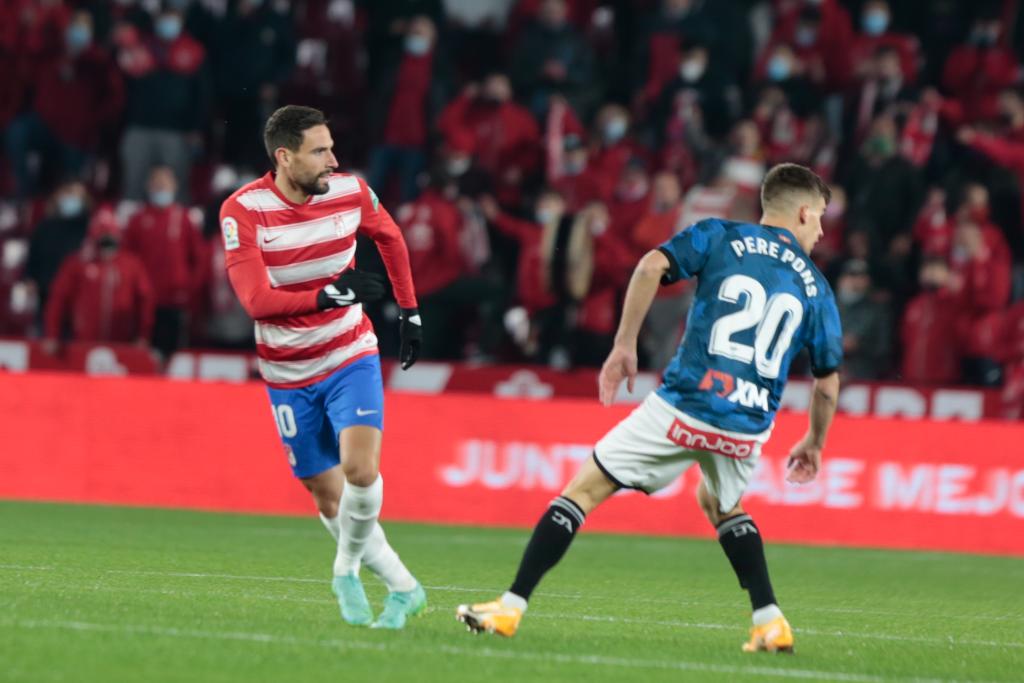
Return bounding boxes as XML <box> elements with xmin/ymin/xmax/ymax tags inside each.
<box><xmin>399</xmin><ymin>172</ymin><xmax>505</xmax><ymax>359</ymax></box>
<box><xmin>631</xmin><ymin>0</ymin><xmax>717</xmax><ymax>108</ymax></box>
<box><xmin>437</xmin><ymin>73</ymin><xmax>542</xmax><ymax>207</ymax></box>
<box><xmin>481</xmin><ymin>190</ymin><xmax>570</xmax><ymax>362</ymax></box>
<box><xmin>608</xmin><ymin>159</ymin><xmax>651</xmax><ymax>241</ymax></box>
<box><xmin>116</xmin><ymin>6</ymin><xmax>211</xmax><ymax>201</ymax></box>
<box><xmin>900</xmin><ymin>256</ymin><xmax>963</xmax><ymax>385</ymax></box>
<box><xmin>43</xmin><ymin>209</ymin><xmax>154</xmax><ymax>349</ymax></box>
<box><xmin>122</xmin><ymin>165</ymin><xmax>202</xmax><ymax>358</ymax></box>
<box><xmin>756</xmin><ymin>6</ymin><xmax>852</xmax><ymax>93</ymax></box>
<box><xmin>368</xmin><ymin>15</ymin><xmax>451</xmax><ymax>203</ymax></box>
<box><xmin>949</xmin><ymin>216</ymin><xmax>1012</xmax><ymax>317</ymax></box>
<box><xmin>544</xmin><ymin>96</ymin><xmax>603</xmax><ymax>211</ymax></box>
<box><xmin>573</xmin><ymin>202</ymin><xmax>632</xmax><ymax>367</ymax></box>
<box><xmin>958</xmin><ymin>125</ymin><xmax>1024</xmax><ymax>233</ymax></box>
<box><xmin>588</xmin><ymin>104</ymin><xmax>643</xmax><ymax>202</ymax></box>
<box><xmin>941</xmin><ymin>12</ymin><xmax>1018</xmax><ymax>124</ymax></box>
<box><xmin>849</xmin><ymin>0</ymin><xmax>920</xmax><ymax>84</ymax></box>
<box><xmin>5</xmin><ymin>9</ymin><xmax>123</xmax><ymax>197</ymax></box>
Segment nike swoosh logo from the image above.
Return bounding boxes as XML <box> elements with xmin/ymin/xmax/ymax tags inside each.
<box><xmin>355</xmin><ymin>408</ymin><xmax>379</xmax><ymax>416</ymax></box>
<box><xmin>262</xmin><ymin>233</ymin><xmax>283</xmax><ymax>244</ymax></box>
<box><xmin>327</xmin><ymin>287</ymin><xmax>356</xmax><ymax>304</ymax></box>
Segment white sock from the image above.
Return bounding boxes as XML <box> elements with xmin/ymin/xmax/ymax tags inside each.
<box><xmin>501</xmin><ymin>591</ymin><xmax>528</xmax><ymax>613</ymax></box>
<box><xmin>319</xmin><ymin>512</ymin><xmax>340</xmax><ymax>542</ymax></box>
<box><xmin>333</xmin><ymin>475</ymin><xmax>383</xmax><ymax>576</ymax></box>
<box><xmin>752</xmin><ymin>603</ymin><xmax>783</xmax><ymax>626</ymax></box>
<box><xmin>362</xmin><ymin>523</ymin><xmax>417</xmax><ymax>593</ymax></box>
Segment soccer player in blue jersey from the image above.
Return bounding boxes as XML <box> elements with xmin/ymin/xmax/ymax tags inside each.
<box><xmin>457</xmin><ymin>163</ymin><xmax>842</xmax><ymax>653</ymax></box>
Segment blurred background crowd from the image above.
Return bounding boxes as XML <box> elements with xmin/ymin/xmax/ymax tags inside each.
<box><xmin>3</xmin><ymin>0</ymin><xmax>1024</xmax><ymax>390</ymax></box>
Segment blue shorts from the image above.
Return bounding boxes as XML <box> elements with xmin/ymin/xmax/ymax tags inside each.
<box><xmin>265</xmin><ymin>354</ymin><xmax>384</xmax><ymax>479</ymax></box>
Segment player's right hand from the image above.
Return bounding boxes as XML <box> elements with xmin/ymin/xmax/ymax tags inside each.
<box><xmin>317</xmin><ymin>268</ymin><xmax>387</xmax><ymax>309</ymax></box>
<box><xmin>598</xmin><ymin>345</ymin><xmax>637</xmax><ymax>407</ymax></box>
<box><xmin>785</xmin><ymin>435</ymin><xmax>823</xmax><ymax>484</ymax></box>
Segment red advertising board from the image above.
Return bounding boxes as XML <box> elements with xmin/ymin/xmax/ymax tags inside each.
<box><xmin>0</xmin><ymin>337</ymin><xmax>1013</xmax><ymax>421</ymax></box>
<box><xmin>1</xmin><ymin>372</ymin><xmax>1022</xmax><ymax>555</ymax></box>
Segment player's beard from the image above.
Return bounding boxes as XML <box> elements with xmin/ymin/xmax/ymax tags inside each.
<box><xmin>297</xmin><ymin>170</ymin><xmax>331</xmax><ymax>196</ymax></box>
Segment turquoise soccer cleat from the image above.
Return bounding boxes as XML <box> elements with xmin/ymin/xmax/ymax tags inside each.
<box><xmin>371</xmin><ymin>583</ymin><xmax>427</xmax><ymax>629</ymax></box>
<box><xmin>332</xmin><ymin>573</ymin><xmax>373</xmax><ymax>626</ymax></box>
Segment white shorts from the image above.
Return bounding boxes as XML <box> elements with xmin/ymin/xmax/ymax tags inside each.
<box><xmin>593</xmin><ymin>393</ymin><xmax>772</xmax><ymax>513</ymax></box>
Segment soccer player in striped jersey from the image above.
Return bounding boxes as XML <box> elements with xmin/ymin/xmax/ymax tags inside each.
<box><xmin>220</xmin><ymin>105</ymin><xmax>425</xmax><ymax>629</ymax></box>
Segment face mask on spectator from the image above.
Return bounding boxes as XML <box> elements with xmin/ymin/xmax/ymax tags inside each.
<box><xmin>58</xmin><ymin>195</ymin><xmax>84</xmax><ymax>218</ymax></box>
<box><xmin>564</xmin><ymin>158</ymin><xmax>586</xmax><ymax>176</ymax></box>
<box><xmin>767</xmin><ymin>55</ymin><xmax>791</xmax><ymax>81</ymax></box>
<box><xmin>156</xmin><ymin>15</ymin><xmax>183</xmax><ymax>41</ymax></box>
<box><xmin>66</xmin><ymin>24</ymin><xmax>92</xmax><ymax>53</ymax></box>
<box><xmin>971</xmin><ymin>27</ymin><xmax>997</xmax><ymax>47</ymax></box>
<box><xmin>446</xmin><ymin>157</ymin><xmax>471</xmax><ymax>176</ymax></box>
<box><xmin>794</xmin><ymin>26</ymin><xmax>817</xmax><ymax>47</ymax></box>
<box><xmin>535</xmin><ymin>208</ymin><xmax>558</xmax><ymax>225</ymax></box>
<box><xmin>405</xmin><ymin>34</ymin><xmax>431</xmax><ymax>56</ymax></box>
<box><xmin>150</xmin><ymin>190</ymin><xmax>175</xmax><ymax>207</ymax></box>
<box><xmin>679</xmin><ymin>59</ymin><xmax>705</xmax><ymax>83</ymax></box>
<box><xmin>862</xmin><ymin>134</ymin><xmax>895</xmax><ymax>158</ymax></box>
<box><xmin>862</xmin><ymin>10</ymin><xmax>889</xmax><ymax>36</ymax></box>
<box><xmin>603</xmin><ymin>118</ymin><xmax>628</xmax><ymax>143</ymax></box>
<box><xmin>838</xmin><ymin>287</ymin><xmax>865</xmax><ymax>305</ymax></box>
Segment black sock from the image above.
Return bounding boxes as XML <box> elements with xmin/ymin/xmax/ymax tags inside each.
<box><xmin>508</xmin><ymin>496</ymin><xmax>585</xmax><ymax>601</ymax></box>
<box><xmin>717</xmin><ymin>514</ymin><xmax>777</xmax><ymax>610</ymax></box>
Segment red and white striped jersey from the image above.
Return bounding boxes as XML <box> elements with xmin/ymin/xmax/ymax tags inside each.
<box><xmin>219</xmin><ymin>172</ymin><xmax>417</xmax><ymax>388</ymax></box>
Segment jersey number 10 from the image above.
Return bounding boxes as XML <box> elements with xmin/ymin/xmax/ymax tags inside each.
<box><xmin>708</xmin><ymin>274</ymin><xmax>804</xmax><ymax>380</ymax></box>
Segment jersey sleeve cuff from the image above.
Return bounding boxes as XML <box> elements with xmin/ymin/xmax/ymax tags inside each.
<box><xmin>657</xmin><ymin>246</ymin><xmax>681</xmax><ymax>285</ymax></box>
<box><xmin>811</xmin><ymin>366</ymin><xmax>839</xmax><ymax>378</ymax></box>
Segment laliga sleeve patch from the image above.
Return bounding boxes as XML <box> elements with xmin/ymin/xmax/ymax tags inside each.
<box><xmin>368</xmin><ymin>186</ymin><xmax>380</xmax><ymax>212</ymax></box>
<box><xmin>221</xmin><ymin>216</ymin><xmax>240</xmax><ymax>250</ymax></box>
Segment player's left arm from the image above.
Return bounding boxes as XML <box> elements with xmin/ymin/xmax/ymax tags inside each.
<box><xmin>599</xmin><ymin>249</ymin><xmax>670</xmax><ymax>406</ymax></box>
<box><xmin>356</xmin><ymin>178</ymin><xmax>421</xmax><ymax>369</ymax></box>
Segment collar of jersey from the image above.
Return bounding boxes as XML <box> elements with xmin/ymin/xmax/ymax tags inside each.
<box><xmin>760</xmin><ymin>224</ymin><xmax>806</xmax><ymax>257</ymax></box>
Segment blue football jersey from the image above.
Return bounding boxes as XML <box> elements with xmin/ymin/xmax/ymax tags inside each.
<box><xmin>655</xmin><ymin>218</ymin><xmax>843</xmax><ymax>434</ymax></box>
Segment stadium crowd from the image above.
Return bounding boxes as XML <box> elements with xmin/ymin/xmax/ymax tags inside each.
<box><xmin>2</xmin><ymin>0</ymin><xmax>1024</xmax><ymax>392</ymax></box>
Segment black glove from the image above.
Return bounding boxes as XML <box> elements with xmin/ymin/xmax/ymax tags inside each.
<box><xmin>399</xmin><ymin>307</ymin><xmax>422</xmax><ymax>370</ymax></box>
<box><xmin>317</xmin><ymin>269</ymin><xmax>387</xmax><ymax>309</ymax></box>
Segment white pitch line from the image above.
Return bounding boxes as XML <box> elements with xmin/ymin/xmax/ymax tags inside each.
<box><xmin>45</xmin><ymin>578</ymin><xmax>1024</xmax><ymax>651</ymax></box>
<box><xmin>0</xmin><ymin>564</ymin><xmax>54</xmax><ymax>571</ymax></box>
<box><xmin>525</xmin><ymin>614</ymin><xmax>1023</xmax><ymax>650</ymax></box>
<box><xmin>0</xmin><ymin>617</ymin><xmax>1003</xmax><ymax>683</ymax></box>
<box><xmin>98</xmin><ymin>568</ymin><xmax>1024</xmax><ymax>624</ymax></box>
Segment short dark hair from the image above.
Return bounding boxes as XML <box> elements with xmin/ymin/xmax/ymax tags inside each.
<box><xmin>761</xmin><ymin>163</ymin><xmax>832</xmax><ymax>210</ymax></box>
<box><xmin>263</xmin><ymin>105</ymin><xmax>328</xmax><ymax>164</ymax></box>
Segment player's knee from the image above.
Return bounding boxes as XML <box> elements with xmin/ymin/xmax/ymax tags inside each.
<box><xmin>341</xmin><ymin>459</ymin><xmax>379</xmax><ymax>487</ymax></box>
<box><xmin>317</xmin><ymin>498</ymin><xmax>339</xmax><ymax>519</ymax></box>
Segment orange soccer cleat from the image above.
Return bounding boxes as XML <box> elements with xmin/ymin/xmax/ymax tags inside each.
<box><xmin>742</xmin><ymin>615</ymin><xmax>795</xmax><ymax>654</ymax></box>
<box><xmin>455</xmin><ymin>599</ymin><xmax>523</xmax><ymax>637</ymax></box>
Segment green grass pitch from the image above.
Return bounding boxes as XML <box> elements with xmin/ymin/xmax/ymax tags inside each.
<box><xmin>1</xmin><ymin>501</ymin><xmax>1021</xmax><ymax>682</ymax></box>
